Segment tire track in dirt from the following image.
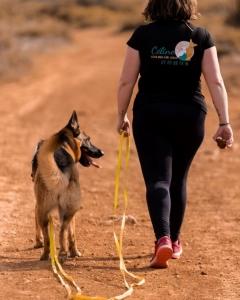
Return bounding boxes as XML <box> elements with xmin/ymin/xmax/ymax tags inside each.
<box><xmin>0</xmin><ymin>28</ymin><xmax>240</xmax><ymax>299</ymax></box>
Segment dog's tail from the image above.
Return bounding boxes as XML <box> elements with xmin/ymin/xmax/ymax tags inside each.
<box><xmin>37</xmin><ymin>131</ymin><xmax>70</xmax><ymax>192</ymax></box>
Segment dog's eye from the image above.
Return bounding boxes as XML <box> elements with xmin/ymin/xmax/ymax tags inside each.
<box><xmin>82</xmin><ymin>137</ymin><xmax>90</xmax><ymax>145</ymax></box>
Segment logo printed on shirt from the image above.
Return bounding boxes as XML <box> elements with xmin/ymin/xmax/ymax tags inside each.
<box><xmin>151</xmin><ymin>39</ymin><xmax>198</xmax><ymax>66</ymax></box>
<box><xmin>175</xmin><ymin>39</ymin><xmax>198</xmax><ymax>61</ymax></box>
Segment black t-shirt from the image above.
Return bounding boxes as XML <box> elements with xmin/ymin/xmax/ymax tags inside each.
<box><xmin>127</xmin><ymin>20</ymin><xmax>215</xmax><ymax>112</ymax></box>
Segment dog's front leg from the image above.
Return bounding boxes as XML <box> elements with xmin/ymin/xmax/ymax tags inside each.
<box><xmin>68</xmin><ymin>216</ymin><xmax>81</xmax><ymax>258</ymax></box>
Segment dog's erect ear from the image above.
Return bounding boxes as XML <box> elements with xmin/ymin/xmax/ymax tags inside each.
<box><xmin>66</xmin><ymin>111</ymin><xmax>80</xmax><ymax>137</ymax></box>
<box><xmin>68</xmin><ymin>111</ymin><xmax>79</xmax><ymax>128</ymax></box>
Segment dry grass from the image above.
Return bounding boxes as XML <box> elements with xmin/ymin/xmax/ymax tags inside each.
<box><xmin>0</xmin><ymin>0</ymin><xmax>143</xmax><ymax>79</ymax></box>
<box><xmin>0</xmin><ymin>0</ymin><xmax>71</xmax><ymax>80</ymax></box>
<box><xmin>196</xmin><ymin>0</ymin><xmax>240</xmax><ymax>52</ymax></box>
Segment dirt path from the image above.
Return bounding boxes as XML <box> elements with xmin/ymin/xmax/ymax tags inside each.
<box><xmin>0</xmin><ymin>28</ymin><xmax>240</xmax><ymax>300</ymax></box>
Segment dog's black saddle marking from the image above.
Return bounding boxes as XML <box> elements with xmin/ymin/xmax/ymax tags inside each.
<box><xmin>54</xmin><ymin>148</ymin><xmax>74</xmax><ymax>173</ymax></box>
<box><xmin>31</xmin><ymin>141</ymin><xmax>74</xmax><ymax>180</ymax></box>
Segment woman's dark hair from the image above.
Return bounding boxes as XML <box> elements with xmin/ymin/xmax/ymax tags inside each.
<box><xmin>143</xmin><ymin>0</ymin><xmax>199</xmax><ymax>22</ymax></box>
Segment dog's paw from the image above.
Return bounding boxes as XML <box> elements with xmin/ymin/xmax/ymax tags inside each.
<box><xmin>34</xmin><ymin>241</ymin><xmax>44</xmax><ymax>249</ymax></box>
<box><xmin>69</xmin><ymin>249</ymin><xmax>82</xmax><ymax>258</ymax></box>
<box><xmin>58</xmin><ymin>251</ymin><xmax>68</xmax><ymax>263</ymax></box>
<box><xmin>40</xmin><ymin>252</ymin><xmax>49</xmax><ymax>261</ymax></box>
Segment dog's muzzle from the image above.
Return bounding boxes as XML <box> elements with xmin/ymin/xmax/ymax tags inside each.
<box><xmin>80</xmin><ymin>145</ymin><xmax>104</xmax><ymax>168</ymax></box>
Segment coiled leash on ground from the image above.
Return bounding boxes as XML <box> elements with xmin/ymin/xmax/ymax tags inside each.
<box><xmin>48</xmin><ymin>132</ymin><xmax>145</xmax><ymax>300</ymax></box>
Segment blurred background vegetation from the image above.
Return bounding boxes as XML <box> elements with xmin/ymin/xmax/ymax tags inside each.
<box><xmin>0</xmin><ymin>0</ymin><xmax>239</xmax><ymax>80</ymax></box>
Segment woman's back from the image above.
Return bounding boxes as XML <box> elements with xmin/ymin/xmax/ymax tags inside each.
<box><xmin>127</xmin><ymin>20</ymin><xmax>214</xmax><ymax>111</ymax></box>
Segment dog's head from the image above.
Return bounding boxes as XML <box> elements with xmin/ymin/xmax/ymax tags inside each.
<box><xmin>47</xmin><ymin>111</ymin><xmax>104</xmax><ymax>168</ymax></box>
<box><xmin>77</xmin><ymin>131</ymin><xmax>104</xmax><ymax>168</ymax></box>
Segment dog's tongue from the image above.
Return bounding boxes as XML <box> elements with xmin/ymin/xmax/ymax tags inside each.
<box><xmin>91</xmin><ymin>160</ymin><xmax>101</xmax><ymax>168</ymax></box>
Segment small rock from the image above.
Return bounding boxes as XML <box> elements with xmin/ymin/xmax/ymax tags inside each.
<box><xmin>125</xmin><ymin>215</ymin><xmax>138</xmax><ymax>225</ymax></box>
<box><xmin>201</xmin><ymin>271</ymin><xmax>208</xmax><ymax>276</ymax></box>
<box><xmin>203</xmin><ymin>149</ymin><xmax>219</xmax><ymax>160</ymax></box>
<box><xmin>105</xmin><ymin>215</ymin><xmax>137</xmax><ymax>225</ymax></box>
<box><xmin>104</xmin><ymin>220</ymin><xmax>113</xmax><ymax>226</ymax></box>
<box><xmin>23</xmin><ymin>279</ymin><xmax>31</xmax><ymax>284</ymax></box>
<box><xmin>174</xmin><ymin>272</ymin><xmax>180</xmax><ymax>278</ymax></box>
<box><xmin>129</xmin><ymin>240</ymin><xmax>134</xmax><ymax>246</ymax></box>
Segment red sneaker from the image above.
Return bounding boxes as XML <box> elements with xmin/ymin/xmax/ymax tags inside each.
<box><xmin>150</xmin><ymin>236</ymin><xmax>173</xmax><ymax>268</ymax></box>
<box><xmin>172</xmin><ymin>240</ymin><xmax>183</xmax><ymax>259</ymax></box>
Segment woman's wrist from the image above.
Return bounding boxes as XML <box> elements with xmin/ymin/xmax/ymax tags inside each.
<box><xmin>219</xmin><ymin>122</ymin><xmax>230</xmax><ymax>127</ymax></box>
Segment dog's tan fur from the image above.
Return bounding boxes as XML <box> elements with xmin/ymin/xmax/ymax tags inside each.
<box><xmin>34</xmin><ymin>125</ymin><xmax>82</xmax><ymax>261</ymax></box>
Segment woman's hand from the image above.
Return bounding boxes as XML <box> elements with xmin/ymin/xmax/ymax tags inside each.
<box><xmin>213</xmin><ymin>124</ymin><xmax>234</xmax><ymax>148</ymax></box>
<box><xmin>117</xmin><ymin>115</ymin><xmax>130</xmax><ymax>136</ymax></box>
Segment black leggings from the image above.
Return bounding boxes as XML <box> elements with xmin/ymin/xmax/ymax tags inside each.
<box><xmin>132</xmin><ymin>103</ymin><xmax>206</xmax><ymax>242</ymax></box>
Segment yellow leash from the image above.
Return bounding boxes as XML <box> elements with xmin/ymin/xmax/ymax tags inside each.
<box><xmin>48</xmin><ymin>132</ymin><xmax>145</xmax><ymax>300</ymax></box>
<box><xmin>113</xmin><ymin>133</ymin><xmax>145</xmax><ymax>300</ymax></box>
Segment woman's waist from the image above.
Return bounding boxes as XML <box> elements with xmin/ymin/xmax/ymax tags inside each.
<box><xmin>133</xmin><ymin>93</ymin><xmax>207</xmax><ymax>113</ymax></box>
<box><xmin>136</xmin><ymin>89</ymin><xmax>203</xmax><ymax>100</ymax></box>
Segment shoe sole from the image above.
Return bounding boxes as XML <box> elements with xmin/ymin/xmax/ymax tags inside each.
<box><xmin>172</xmin><ymin>253</ymin><xmax>182</xmax><ymax>259</ymax></box>
<box><xmin>150</xmin><ymin>246</ymin><xmax>173</xmax><ymax>269</ymax></box>
<box><xmin>172</xmin><ymin>249</ymin><xmax>183</xmax><ymax>260</ymax></box>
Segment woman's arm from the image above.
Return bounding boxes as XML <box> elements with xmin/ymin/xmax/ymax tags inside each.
<box><xmin>117</xmin><ymin>46</ymin><xmax>140</xmax><ymax>135</ymax></box>
<box><xmin>202</xmin><ymin>47</ymin><xmax>234</xmax><ymax>147</ymax></box>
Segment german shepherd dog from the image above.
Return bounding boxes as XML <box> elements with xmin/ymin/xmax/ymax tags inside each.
<box><xmin>32</xmin><ymin>111</ymin><xmax>104</xmax><ymax>261</ymax></box>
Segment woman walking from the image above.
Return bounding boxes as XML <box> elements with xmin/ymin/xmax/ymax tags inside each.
<box><xmin>117</xmin><ymin>0</ymin><xmax>234</xmax><ymax>268</ymax></box>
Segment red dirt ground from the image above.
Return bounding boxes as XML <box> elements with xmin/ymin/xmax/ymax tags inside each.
<box><xmin>0</xmin><ymin>28</ymin><xmax>240</xmax><ymax>300</ymax></box>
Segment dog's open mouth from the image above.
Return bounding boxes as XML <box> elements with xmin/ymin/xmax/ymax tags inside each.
<box><xmin>79</xmin><ymin>145</ymin><xmax>104</xmax><ymax>168</ymax></box>
<box><xmin>78</xmin><ymin>135</ymin><xmax>104</xmax><ymax>168</ymax></box>
<box><xmin>79</xmin><ymin>153</ymin><xmax>101</xmax><ymax>168</ymax></box>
